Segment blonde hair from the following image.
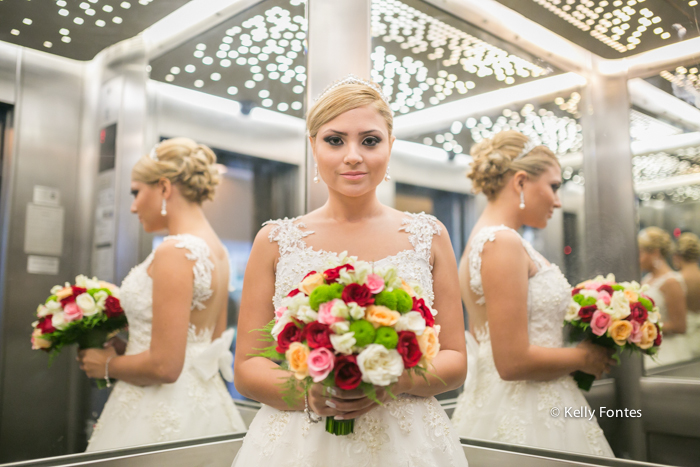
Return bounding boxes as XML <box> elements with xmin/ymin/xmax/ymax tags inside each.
<box><xmin>638</xmin><ymin>227</ymin><xmax>674</xmax><ymax>258</ymax></box>
<box><xmin>307</xmin><ymin>82</ymin><xmax>393</xmax><ymax>138</ymax></box>
<box><xmin>467</xmin><ymin>130</ymin><xmax>560</xmax><ymax>199</ymax></box>
<box><xmin>677</xmin><ymin>232</ymin><xmax>700</xmax><ymax>263</ymax></box>
<box><xmin>132</xmin><ymin>137</ymin><xmax>220</xmax><ymax>203</ymax></box>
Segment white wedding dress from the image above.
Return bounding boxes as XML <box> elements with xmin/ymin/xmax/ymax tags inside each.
<box><xmin>451</xmin><ymin>226</ymin><xmax>614</xmax><ymax>457</ymax></box>
<box><xmin>232</xmin><ymin>213</ymin><xmax>468</xmax><ymax>467</ymax></box>
<box><xmin>87</xmin><ymin>234</ymin><xmax>246</xmax><ymax>451</ymax></box>
<box><xmin>642</xmin><ymin>272</ymin><xmax>693</xmax><ymax>368</ymax></box>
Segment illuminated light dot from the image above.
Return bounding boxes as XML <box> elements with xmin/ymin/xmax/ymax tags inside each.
<box><xmin>228</xmin><ymin>50</ymin><xmax>239</xmax><ymax>58</ymax></box>
<box><xmin>57</xmin><ymin>0</ymin><xmax>67</xmax><ymax>6</ymax></box>
<box><xmin>661</xmin><ymin>32</ymin><xmax>671</xmax><ymax>39</ymax></box>
<box><xmin>196</xmin><ymin>43</ymin><xmax>206</xmax><ymax>51</ymax></box>
<box><xmin>281</xmin><ymin>76</ymin><xmax>292</xmax><ymax>84</ymax></box>
<box><xmin>227</xmin><ymin>86</ymin><xmax>238</xmax><ymax>95</ymax></box>
<box><xmin>262</xmin><ymin>99</ymin><xmax>273</xmax><ymax>107</ymax></box>
<box><xmin>291</xmin><ymin>101</ymin><xmax>302</xmax><ymax>110</ymax></box>
<box><xmin>165</xmin><ymin>74</ymin><xmax>174</xmax><ymax>82</ymax></box>
<box><xmin>248</xmin><ymin>57</ymin><xmax>259</xmax><ymax>65</ymax></box>
<box><xmin>185</xmin><ymin>64</ymin><xmax>196</xmax><ymax>73</ymax></box>
<box><xmin>59</xmin><ymin>28</ymin><xmax>70</xmax><ymax>35</ymax></box>
<box><xmin>43</xmin><ymin>41</ymin><xmax>53</xmax><ymax>48</ymax></box>
<box><xmin>269</xmin><ymin>71</ymin><xmax>280</xmax><ymax>79</ymax></box>
<box><xmin>194</xmin><ymin>50</ymin><xmax>204</xmax><ymax>58</ymax></box>
<box><xmin>202</xmin><ymin>57</ymin><xmax>214</xmax><ymax>65</ymax></box>
<box><xmin>293</xmin><ymin>85</ymin><xmax>304</xmax><ymax>94</ymax></box>
<box><xmin>86</xmin><ymin>9</ymin><xmax>96</xmax><ymax>16</ymax></box>
<box><xmin>245</xmin><ymin>80</ymin><xmax>256</xmax><ymax>88</ymax></box>
<box><xmin>113</xmin><ymin>17</ymin><xmax>123</xmax><ymax>24</ymax></box>
<box><xmin>653</xmin><ymin>27</ymin><xmax>663</xmax><ymax>34</ymax></box>
<box><xmin>23</xmin><ymin>18</ymin><xmax>32</xmax><ymax>25</ymax></box>
<box><xmin>103</xmin><ymin>5</ymin><xmax>113</xmax><ymax>12</ymax></box>
<box><xmin>220</xmin><ymin>59</ymin><xmax>231</xmax><ymax>67</ymax></box>
<box><xmin>236</xmin><ymin>57</ymin><xmax>247</xmax><ymax>65</ymax></box>
<box><xmin>259</xmin><ymin>90</ymin><xmax>270</xmax><ymax>98</ymax></box>
<box><xmin>170</xmin><ymin>67</ymin><xmax>180</xmax><ymax>74</ymax></box>
<box><xmin>10</xmin><ymin>29</ymin><xmax>20</xmax><ymax>35</ymax></box>
<box><xmin>210</xmin><ymin>73</ymin><xmax>221</xmax><ymax>81</ymax></box>
<box><xmin>277</xmin><ymin>103</ymin><xmax>289</xmax><ymax>112</ymax></box>
<box><xmin>74</xmin><ymin>17</ymin><xmax>85</xmax><ymax>24</ymax></box>
<box><xmin>674</xmin><ymin>228</ymin><xmax>682</xmax><ymax>238</ymax></box>
<box><xmin>222</xmin><ymin>36</ymin><xmax>233</xmax><ymax>44</ymax></box>
<box><xmin>59</xmin><ymin>9</ymin><xmax>69</xmax><ymax>16</ymax></box>
<box><xmin>121</xmin><ymin>2</ymin><xmax>131</xmax><ymax>8</ymax></box>
<box><xmin>61</xmin><ymin>36</ymin><xmax>71</xmax><ymax>43</ymax></box>
<box><xmin>194</xmin><ymin>80</ymin><xmax>204</xmax><ymax>88</ymax></box>
<box><xmin>80</xmin><ymin>2</ymin><xmax>90</xmax><ymax>8</ymax></box>
<box><xmin>564</xmin><ymin>246</ymin><xmax>572</xmax><ymax>255</ymax></box>
<box><xmin>690</xmin><ymin>1</ymin><xmax>698</xmax><ymax>6</ymax></box>
<box><xmin>95</xmin><ymin>19</ymin><xmax>106</xmax><ymax>27</ymax></box>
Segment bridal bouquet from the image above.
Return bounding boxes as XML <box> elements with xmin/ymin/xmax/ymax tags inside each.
<box><xmin>565</xmin><ymin>273</ymin><xmax>662</xmax><ymax>390</ymax></box>
<box><xmin>31</xmin><ymin>275</ymin><xmax>127</xmax><ymax>388</ymax></box>
<box><xmin>254</xmin><ymin>253</ymin><xmax>441</xmax><ymax>435</ymax></box>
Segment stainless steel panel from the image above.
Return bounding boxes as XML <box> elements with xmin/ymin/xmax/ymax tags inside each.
<box><xmin>640</xmin><ymin>377</ymin><xmax>700</xmax><ymax>439</ymax></box>
<box><xmin>0</xmin><ymin>43</ymin><xmax>17</xmax><ymax>104</ymax></box>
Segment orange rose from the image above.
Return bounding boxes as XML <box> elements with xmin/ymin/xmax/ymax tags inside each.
<box><xmin>608</xmin><ymin>320</ymin><xmax>633</xmax><ymax>346</ymax></box>
<box><xmin>638</xmin><ymin>321</ymin><xmax>658</xmax><ymax>350</ymax></box>
<box><xmin>285</xmin><ymin>342</ymin><xmax>310</xmax><ymax>380</ymax></box>
<box><xmin>299</xmin><ymin>272</ymin><xmax>325</xmax><ymax>296</ymax></box>
<box><xmin>401</xmin><ymin>279</ymin><xmax>415</xmax><ymax>297</ymax></box>
<box><xmin>624</xmin><ymin>290</ymin><xmax>639</xmax><ymax>303</ymax></box>
<box><xmin>31</xmin><ymin>329</ymin><xmax>51</xmax><ymax>350</ymax></box>
<box><xmin>418</xmin><ymin>326</ymin><xmax>440</xmax><ymax>366</ymax></box>
<box><xmin>55</xmin><ymin>287</ymin><xmax>73</xmax><ymax>300</ymax></box>
<box><xmin>365</xmin><ymin>305</ymin><xmax>400</xmax><ymax>328</ymax></box>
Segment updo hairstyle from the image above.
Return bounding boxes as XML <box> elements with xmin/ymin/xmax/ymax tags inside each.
<box><xmin>467</xmin><ymin>130</ymin><xmax>559</xmax><ymax>199</ymax></box>
<box><xmin>307</xmin><ymin>82</ymin><xmax>393</xmax><ymax>139</ymax></box>
<box><xmin>676</xmin><ymin>232</ymin><xmax>700</xmax><ymax>263</ymax></box>
<box><xmin>132</xmin><ymin>137</ymin><xmax>221</xmax><ymax>203</ymax></box>
<box><xmin>638</xmin><ymin>227</ymin><xmax>674</xmax><ymax>258</ymax></box>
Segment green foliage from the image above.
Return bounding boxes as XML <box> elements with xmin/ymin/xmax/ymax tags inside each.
<box><xmin>280</xmin><ymin>375</ymin><xmax>309</xmax><ymax>408</ymax></box>
<box><xmin>639</xmin><ymin>296</ymin><xmax>654</xmax><ymax>312</ymax></box>
<box><xmin>249</xmin><ymin>319</ymin><xmax>285</xmax><ymax>362</ymax></box>
<box><xmin>611</xmin><ymin>284</ymin><xmax>625</xmax><ymax>291</ymax></box>
<box><xmin>374</xmin><ymin>290</ymin><xmax>397</xmax><ymax>310</ymax></box>
<box><xmin>42</xmin><ymin>312</ymin><xmax>127</xmax><ymax>364</ymax></box>
<box><xmin>393</xmin><ymin>290</ymin><xmax>413</xmax><ymax>313</ymax></box>
<box><xmin>87</xmin><ymin>287</ymin><xmax>113</xmax><ymax>296</ymax></box>
<box><xmin>350</xmin><ymin>319</ymin><xmax>376</xmax><ymax>347</ymax></box>
<box><xmin>45</xmin><ymin>295</ymin><xmax>57</xmax><ymax>304</ymax></box>
<box><xmin>374</xmin><ymin>326</ymin><xmax>398</xmax><ymax>349</ymax></box>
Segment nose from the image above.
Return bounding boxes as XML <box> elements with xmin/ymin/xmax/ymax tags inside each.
<box><xmin>343</xmin><ymin>142</ymin><xmax>364</xmax><ymax>165</ymax></box>
<box><xmin>553</xmin><ymin>192</ymin><xmax>562</xmax><ymax>209</ymax></box>
<box><xmin>130</xmin><ymin>200</ymin><xmax>137</xmax><ymax>214</ymax></box>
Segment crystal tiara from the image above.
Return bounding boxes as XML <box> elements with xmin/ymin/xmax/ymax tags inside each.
<box><xmin>149</xmin><ymin>143</ymin><xmax>160</xmax><ymax>162</ymax></box>
<box><xmin>514</xmin><ymin>139</ymin><xmax>538</xmax><ymax>161</ymax></box>
<box><xmin>315</xmin><ymin>74</ymin><xmax>391</xmax><ymax>107</ymax></box>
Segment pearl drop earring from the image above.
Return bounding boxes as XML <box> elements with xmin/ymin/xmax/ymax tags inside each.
<box><xmin>384</xmin><ymin>166</ymin><xmax>391</xmax><ymax>182</ymax></box>
<box><xmin>519</xmin><ymin>190</ymin><xmax>525</xmax><ymax>210</ymax></box>
<box><xmin>313</xmin><ymin>164</ymin><xmax>319</xmax><ymax>184</ymax></box>
<box><xmin>161</xmin><ymin>199</ymin><xmax>167</xmax><ymax>216</ymax></box>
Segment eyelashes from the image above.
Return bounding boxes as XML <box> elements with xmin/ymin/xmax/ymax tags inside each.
<box><xmin>322</xmin><ymin>136</ymin><xmax>383</xmax><ymax>146</ymax></box>
<box><xmin>130</xmin><ymin>190</ymin><xmax>139</xmax><ymax>197</ymax></box>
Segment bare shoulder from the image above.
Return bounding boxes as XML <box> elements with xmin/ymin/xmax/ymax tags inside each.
<box><xmin>480</xmin><ymin>229</ymin><xmax>527</xmax><ymax>262</ymax></box>
<box><xmin>152</xmin><ymin>240</ymin><xmax>196</xmax><ymax>273</ymax></box>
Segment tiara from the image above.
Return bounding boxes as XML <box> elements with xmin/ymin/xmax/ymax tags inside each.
<box><xmin>315</xmin><ymin>74</ymin><xmax>391</xmax><ymax>107</ymax></box>
<box><xmin>149</xmin><ymin>143</ymin><xmax>160</xmax><ymax>162</ymax></box>
<box><xmin>514</xmin><ymin>139</ymin><xmax>537</xmax><ymax>161</ymax></box>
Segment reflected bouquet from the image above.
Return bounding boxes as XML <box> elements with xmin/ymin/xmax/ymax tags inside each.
<box><xmin>565</xmin><ymin>273</ymin><xmax>662</xmax><ymax>390</ymax></box>
<box><xmin>31</xmin><ymin>275</ymin><xmax>127</xmax><ymax>388</ymax></box>
<box><xmin>254</xmin><ymin>253</ymin><xmax>441</xmax><ymax>435</ymax></box>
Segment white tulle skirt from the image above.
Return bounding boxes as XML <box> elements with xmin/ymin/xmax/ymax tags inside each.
<box><xmin>232</xmin><ymin>395</ymin><xmax>468</xmax><ymax>467</ymax></box>
<box><xmin>452</xmin><ymin>332</ymin><xmax>614</xmax><ymax>458</ymax></box>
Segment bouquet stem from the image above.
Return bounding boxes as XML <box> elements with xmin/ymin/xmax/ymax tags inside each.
<box><xmin>77</xmin><ymin>329</ymin><xmax>115</xmax><ymax>390</ymax></box>
<box><xmin>326</xmin><ymin>416</ymin><xmax>354</xmax><ymax>435</ymax></box>
<box><xmin>573</xmin><ymin>370</ymin><xmax>596</xmax><ymax>391</ymax></box>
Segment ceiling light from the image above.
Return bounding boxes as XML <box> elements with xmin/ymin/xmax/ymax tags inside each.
<box><xmin>43</xmin><ymin>41</ymin><xmax>53</xmax><ymax>48</ymax></box>
<box><xmin>96</xmin><ymin>20</ymin><xmax>106</xmax><ymax>27</ymax></box>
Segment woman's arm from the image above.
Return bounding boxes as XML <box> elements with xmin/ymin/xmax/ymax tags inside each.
<box><xmin>400</xmin><ymin>222</ymin><xmax>468</xmax><ymax>397</ymax></box>
<box><xmin>660</xmin><ymin>278</ymin><xmax>687</xmax><ymax>334</ymax></box>
<box><xmin>482</xmin><ymin>231</ymin><xmax>609</xmax><ymax>381</ymax></box>
<box><xmin>233</xmin><ymin>225</ymin><xmax>303</xmax><ymax>411</ymax></box>
<box><xmin>79</xmin><ymin>241</ymin><xmax>194</xmax><ymax>386</ymax></box>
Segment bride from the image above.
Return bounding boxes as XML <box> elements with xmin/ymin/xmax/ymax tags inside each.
<box><xmin>451</xmin><ymin>130</ymin><xmax>615</xmax><ymax>457</ymax></box>
<box><xmin>78</xmin><ymin>137</ymin><xmax>246</xmax><ymax>450</ymax></box>
<box><xmin>231</xmin><ymin>78</ymin><xmax>469</xmax><ymax>466</ymax></box>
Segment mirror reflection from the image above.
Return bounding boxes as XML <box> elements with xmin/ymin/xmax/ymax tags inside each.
<box><xmin>1</xmin><ymin>0</ymin><xmax>700</xmax><ymax>466</ymax></box>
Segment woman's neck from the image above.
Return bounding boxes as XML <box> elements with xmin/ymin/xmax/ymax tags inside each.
<box><xmin>166</xmin><ymin>202</ymin><xmax>210</xmax><ymax>235</ymax></box>
<box><xmin>680</xmin><ymin>261</ymin><xmax>700</xmax><ymax>274</ymax></box>
<box><xmin>322</xmin><ymin>189</ymin><xmax>385</xmax><ymax>223</ymax></box>
<box><xmin>479</xmin><ymin>197</ymin><xmax>523</xmax><ymax>231</ymax></box>
<box><xmin>650</xmin><ymin>261</ymin><xmax>672</xmax><ymax>278</ymax></box>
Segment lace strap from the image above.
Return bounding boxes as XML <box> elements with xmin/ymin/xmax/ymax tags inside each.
<box><xmin>468</xmin><ymin>226</ymin><xmax>515</xmax><ymax>305</ymax></box>
<box><xmin>398</xmin><ymin>212</ymin><xmax>441</xmax><ymax>263</ymax></box>
<box><xmin>263</xmin><ymin>217</ymin><xmax>314</xmax><ymax>257</ymax></box>
<box><xmin>164</xmin><ymin>234</ymin><xmax>214</xmax><ymax>311</ymax></box>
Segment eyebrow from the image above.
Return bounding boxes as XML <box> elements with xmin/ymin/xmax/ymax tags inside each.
<box><xmin>323</xmin><ymin>129</ymin><xmax>382</xmax><ymax>136</ymax></box>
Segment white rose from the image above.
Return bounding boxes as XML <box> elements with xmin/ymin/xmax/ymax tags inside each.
<box><xmin>330</xmin><ymin>321</ymin><xmax>351</xmax><ymax>335</ymax></box>
<box><xmin>394</xmin><ymin>311</ymin><xmax>427</xmax><ymax>336</ymax></box>
<box><xmin>357</xmin><ymin>344</ymin><xmax>404</xmax><ymax>386</ymax></box>
<box><xmin>76</xmin><ymin>293</ymin><xmax>98</xmax><ymax>316</ymax></box>
<box><xmin>46</xmin><ymin>300</ymin><xmax>62</xmax><ymax>312</ymax></box>
<box><xmin>348</xmin><ymin>302</ymin><xmax>366</xmax><ymax>320</ymax></box>
<box><xmin>330</xmin><ymin>300</ymin><xmax>350</xmax><ymax>319</ymax></box>
<box><xmin>50</xmin><ymin>285</ymin><xmax>63</xmax><ymax>295</ymax></box>
<box><xmin>648</xmin><ymin>311</ymin><xmax>660</xmax><ymax>324</ymax></box>
<box><xmin>52</xmin><ymin>313</ymin><xmax>69</xmax><ymax>331</ymax></box>
<box><xmin>338</xmin><ymin>261</ymin><xmax>372</xmax><ymax>286</ymax></box>
<box><xmin>564</xmin><ymin>302</ymin><xmax>581</xmax><ymax>322</ymax></box>
<box><xmin>296</xmin><ymin>305</ymin><xmax>318</xmax><ymax>324</ymax></box>
<box><xmin>331</xmin><ymin>332</ymin><xmax>356</xmax><ymax>355</ymax></box>
<box><xmin>610</xmin><ymin>291</ymin><xmax>631</xmax><ymax>320</ymax></box>
<box><xmin>93</xmin><ymin>290</ymin><xmax>109</xmax><ymax>310</ymax></box>
<box><xmin>75</xmin><ymin>275</ymin><xmax>89</xmax><ymax>288</ymax></box>
<box><xmin>283</xmin><ymin>293</ymin><xmax>310</xmax><ymax>314</ymax></box>
<box><xmin>271</xmin><ymin>313</ymin><xmax>293</xmax><ymax>339</ymax></box>
<box><xmin>36</xmin><ymin>305</ymin><xmax>51</xmax><ymax>318</ymax></box>
<box><xmin>579</xmin><ymin>289</ymin><xmax>598</xmax><ymax>299</ymax></box>
<box><xmin>376</xmin><ymin>265</ymin><xmax>402</xmax><ymax>291</ymax></box>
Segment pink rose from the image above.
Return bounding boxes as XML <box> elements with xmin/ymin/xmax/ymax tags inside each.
<box><xmin>597</xmin><ymin>290</ymin><xmax>612</xmax><ymax>305</ymax></box>
<box><xmin>628</xmin><ymin>321</ymin><xmax>642</xmax><ymax>344</ymax></box>
<box><xmin>63</xmin><ymin>302</ymin><xmax>83</xmax><ymax>322</ymax></box>
<box><xmin>584</xmin><ymin>281</ymin><xmax>602</xmax><ymax>290</ymax></box>
<box><xmin>365</xmin><ymin>274</ymin><xmax>385</xmax><ymax>294</ymax></box>
<box><xmin>307</xmin><ymin>347</ymin><xmax>335</xmax><ymax>383</ymax></box>
<box><xmin>590</xmin><ymin>310</ymin><xmax>611</xmax><ymax>336</ymax></box>
<box><xmin>274</xmin><ymin>306</ymin><xmax>288</xmax><ymax>322</ymax></box>
<box><xmin>318</xmin><ymin>300</ymin><xmax>344</xmax><ymax>325</ymax></box>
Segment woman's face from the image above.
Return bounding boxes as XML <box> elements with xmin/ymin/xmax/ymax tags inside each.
<box><xmin>639</xmin><ymin>247</ymin><xmax>655</xmax><ymax>272</ymax></box>
<box><xmin>521</xmin><ymin>164</ymin><xmax>562</xmax><ymax>229</ymax></box>
<box><xmin>130</xmin><ymin>180</ymin><xmax>166</xmax><ymax>233</ymax></box>
<box><xmin>311</xmin><ymin>105</ymin><xmax>394</xmax><ymax>198</ymax></box>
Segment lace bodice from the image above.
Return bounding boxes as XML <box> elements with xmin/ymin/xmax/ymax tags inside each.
<box><xmin>642</xmin><ymin>271</ymin><xmax>686</xmax><ymax>324</ymax></box>
<box><xmin>468</xmin><ymin>225</ymin><xmax>571</xmax><ymax>348</ymax></box>
<box><xmin>265</xmin><ymin>212</ymin><xmax>441</xmax><ymax>308</ymax></box>
<box><xmin>119</xmin><ymin>234</ymin><xmax>216</xmax><ymax>355</ymax></box>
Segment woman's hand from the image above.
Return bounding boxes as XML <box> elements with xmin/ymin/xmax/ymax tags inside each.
<box><xmin>307</xmin><ymin>382</ymin><xmax>401</xmax><ymax>420</ymax></box>
<box><xmin>77</xmin><ymin>347</ymin><xmax>118</xmax><ymax>379</ymax></box>
<box><xmin>577</xmin><ymin>340</ymin><xmax>616</xmax><ymax>378</ymax></box>
<box><xmin>105</xmin><ymin>335</ymin><xmax>127</xmax><ymax>355</ymax></box>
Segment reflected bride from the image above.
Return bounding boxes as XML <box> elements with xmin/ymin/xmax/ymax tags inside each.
<box><xmin>451</xmin><ymin>130</ymin><xmax>615</xmax><ymax>457</ymax></box>
<box><xmin>77</xmin><ymin>138</ymin><xmax>245</xmax><ymax>451</ymax></box>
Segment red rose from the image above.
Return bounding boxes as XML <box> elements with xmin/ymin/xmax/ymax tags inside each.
<box><xmin>642</xmin><ymin>294</ymin><xmax>655</xmax><ymax>307</ymax></box>
<box><xmin>578</xmin><ymin>305</ymin><xmax>597</xmax><ymax>323</ymax></box>
<box><xmin>341</xmin><ymin>283</ymin><xmax>374</xmax><ymax>307</ymax></box>
<box><xmin>276</xmin><ymin>321</ymin><xmax>302</xmax><ymax>353</ymax></box>
<box><xmin>105</xmin><ymin>296</ymin><xmax>124</xmax><ymax>318</ymax></box>
<box><xmin>302</xmin><ymin>271</ymin><xmax>317</xmax><ymax>280</ymax></box>
<box><xmin>60</xmin><ymin>286</ymin><xmax>87</xmax><ymax>306</ymax></box>
<box><xmin>597</xmin><ymin>285</ymin><xmax>614</xmax><ymax>296</ymax></box>
<box><xmin>654</xmin><ymin>324</ymin><xmax>662</xmax><ymax>347</ymax></box>
<box><xmin>301</xmin><ymin>321</ymin><xmax>333</xmax><ymax>349</ymax></box>
<box><xmin>287</xmin><ymin>288</ymin><xmax>302</xmax><ymax>298</ymax></box>
<box><xmin>37</xmin><ymin>316</ymin><xmax>56</xmax><ymax>334</ymax></box>
<box><xmin>412</xmin><ymin>297</ymin><xmax>434</xmax><ymax>327</ymax></box>
<box><xmin>571</xmin><ymin>288</ymin><xmax>582</xmax><ymax>296</ymax></box>
<box><xmin>628</xmin><ymin>302</ymin><xmax>648</xmax><ymax>324</ymax></box>
<box><xmin>323</xmin><ymin>264</ymin><xmax>355</xmax><ymax>284</ymax></box>
<box><xmin>334</xmin><ymin>355</ymin><xmax>362</xmax><ymax>390</ymax></box>
<box><xmin>396</xmin><ymin>331</ymin><xmax>422</xmax><ymax>368</ymax></box>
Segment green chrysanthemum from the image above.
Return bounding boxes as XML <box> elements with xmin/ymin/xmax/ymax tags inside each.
<box><xmin>374</xmin><ymin>326</ymin><xmax>399</xmax><ymax>349</ymax></box>
<box><xmin>350</xmin><ymin>319</ymin><xmax>376</xmax><ymax>348</ymax></box>
<box><xmin>309</xmin><ymin>283</ymin><xmax>344</xmax><ymax>310</ymax></box>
